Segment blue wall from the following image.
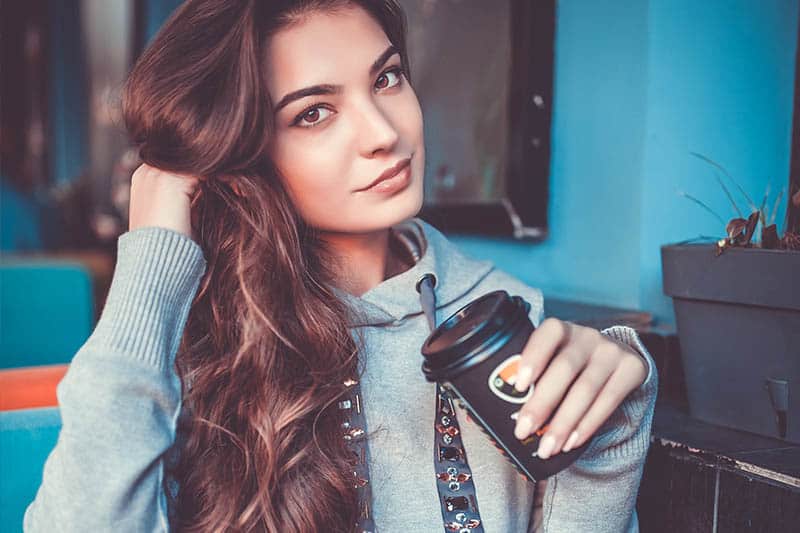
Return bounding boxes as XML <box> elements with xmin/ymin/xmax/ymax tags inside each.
<box><xmin>49</xmin><ymin>0</ymin><xmax>88</xmax><ymax>186</ymax></box>
<box><xmin>454</xmin><ymin>0</ymin><xmax>799</xmax><ymax>325</ymax></box>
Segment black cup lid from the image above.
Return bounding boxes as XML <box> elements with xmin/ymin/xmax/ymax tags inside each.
<box><xmin>421</xmin><ymin>290</ymin><xmax>530</xmax><ymax>381</ymax></box>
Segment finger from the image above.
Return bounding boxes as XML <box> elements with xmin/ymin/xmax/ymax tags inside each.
<box><xmin>534</xmin><ymin>360</ymin><xmax>615</xmax><ymax>459</ymax></box>
<box><xmin>561</xmin><ymin>360</ymin><xmax>644</xmax><ymax>451</ymax></box>
<box><xmin>514</xmin><ymin>345</ymin><xmax>586</xmax><ymax>440</ymax></box>
<box><xmin>513</xmin><ymin>318</ymin><xmax>572</xmax><ymax>393</ymax></box>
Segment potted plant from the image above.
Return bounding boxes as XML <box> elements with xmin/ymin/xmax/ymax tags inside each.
<box><xmin>661</xmin><ymin>153</ymin><xmax>800</xmax><ymax>443</ymax></box>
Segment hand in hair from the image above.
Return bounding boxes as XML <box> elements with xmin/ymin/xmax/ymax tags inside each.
<box><xmin>129</xmin><ymin>163</ymin><xmax>201</xmax><ymax>240</ymax></box>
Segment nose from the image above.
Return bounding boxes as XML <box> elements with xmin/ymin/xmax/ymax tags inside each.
<box><xmin>356</xmin><ymin>98</ymin><xmax>400</xmax><ymax>157</ymax></box>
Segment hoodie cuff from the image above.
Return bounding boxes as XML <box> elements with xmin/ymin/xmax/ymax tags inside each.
<box><xmin>87</xmin><ymin>226</ymin><xmax>207</xmax><ymax>372</ymax></box>
<box><xmin>600</xmin><ymin>325</ymin><xmax>656</xmax><ymax>390</ymax></box>
<box><xmin>580</xmin><ymin>325</ymin><xmax>659</xmax><ymax>460</ymax></box>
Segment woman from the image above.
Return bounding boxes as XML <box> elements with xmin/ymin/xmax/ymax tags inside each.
<box><xmin>25</xmin><ymin>1</ymin><xmax>657</xmax><ymax>531</ymax></box>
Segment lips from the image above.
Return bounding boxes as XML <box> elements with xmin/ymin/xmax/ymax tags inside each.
<box><xmin>357</xmin><ymin>157</ymin><xmax>412</xmax><ymax>191</ymax></box>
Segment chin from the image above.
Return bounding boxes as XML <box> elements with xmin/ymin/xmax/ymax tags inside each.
<box><xmin>336</xmin><ymin>191</ymin><xmax>423</xmax><ymax>234</ymax></box>
<box><xmin>361</xmin><ymin>172</ymin><xmax>425</xmax><ymax>230</ymax></box>
<box><xmin>392</xmin><ymin>177</ymin><xmax>425</xmax><ymax>224</ymax></box>
<box><xmin>364</xmin><ymin>197</ymin><xmax>422</xmax><ymax>233</ymax></box>
<box><xmin>407</xmin><ymin>188</ymin><xmax>424</xmax><ymax>220</ymax></box>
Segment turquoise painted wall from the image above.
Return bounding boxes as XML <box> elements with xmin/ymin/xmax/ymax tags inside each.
<box><xmin>454</xmin><ymin>0</ymin><xmax>799</xmax><ymax>326</ymax></box>
<box><xmin>638</xmin><ymin>0</ymin><xmax>799</xmax><ymax>322</ymax></box>
<box><xmin>49</xmin><ymin>0</ymin><xmax>88</xmax><ymax>186</ymax></box>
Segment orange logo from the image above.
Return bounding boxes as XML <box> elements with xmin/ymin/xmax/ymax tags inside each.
<box><xmin>488</xmin><ymin>354</ymin><xmax>533</xmax><ymax>404</ymax></box>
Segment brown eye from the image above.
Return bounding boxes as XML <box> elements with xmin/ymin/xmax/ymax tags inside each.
<box><xmin>293</xmin><ymin>106</ymin><xmax>333</xmax><ymax>128</ymax></box>
<box><xmin>375</xmin><ymin>67</ymin><xmax>402</xmax><ymax>91</ymax></box>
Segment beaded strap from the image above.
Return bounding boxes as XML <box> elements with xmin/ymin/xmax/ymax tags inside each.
<box><xmin>339</xmin><ymin>377</ymin><xmax>376</xmax><ymax>533</ymax></box>
<box><xmin>419</xmin><ymin>274</ymin><xmax>485</xmax><ymax>532</ymax></box>
<box><xmin>340</xmin><ymin>272</ymin><xmax>484</xmax><ymax>532</ymax></box>
<box><xmin>433</xmin><ymin>382</ymin><xmax>485</xmax><ymax>531</ymax></box>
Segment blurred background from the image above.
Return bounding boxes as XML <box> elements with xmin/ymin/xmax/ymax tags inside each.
<box><xmin>2</xmin><ymin>0</ymin><xmax>797</xmax><ymax>328</ymax></box>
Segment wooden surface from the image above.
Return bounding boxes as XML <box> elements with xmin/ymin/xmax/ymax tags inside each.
<box><xmin>545</xmin><ymin>297</ymin><xmax>654</xmax><ymax>331</ymax></box>
<box><xmin>638</xmin><ymin>402</ymin><xmax>800</xmax><ymax>532</ymax></box>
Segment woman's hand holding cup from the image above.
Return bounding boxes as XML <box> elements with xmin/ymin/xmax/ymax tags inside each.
<box><xmin>512</xmin><ymin>318</ymin><xmax>648</xmax><ymax>459</ymax></box>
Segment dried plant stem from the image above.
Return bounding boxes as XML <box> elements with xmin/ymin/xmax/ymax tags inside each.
<box><xmin>678</xmin><ymin>191</ymin><xmax>727</xmax><ymax>226</ymax></box>
<box><xmin>769</xmin><ymin>188</ymin><xmax>785</xmax><ymax>226</ymax></box>
<box><xmin>714</xmin><ymin>171</ymin><xmax>743</xmax><ymax>218</ymax></box>
<box><xmin>757</xmin><ymin>183</ymin><xmax>770</xmax><ymax>227</ymax></box>
<box><xmin>691</xmin><ymin>152</ymin><xmax>758</xmax><ymax>213</ymax></box>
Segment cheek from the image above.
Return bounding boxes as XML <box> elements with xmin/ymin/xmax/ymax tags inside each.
<box><xmin>396</xmin><ymin>90</ymin><xmax>425</xmax><ymax>185</ymax></box>
<box><xmin>397</xmin><ymin>89</ymin><xmax>424</xmax><ymax>142</ymax></box>
<box><xmin>270</xmin><ymin>137</ymin><xmax>351</xmax><ymax>224</ymax></box>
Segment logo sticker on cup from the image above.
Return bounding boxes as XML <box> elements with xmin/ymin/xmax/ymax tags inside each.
<box><xmin>488</xmin><ymin>354</ymin><xmax>533</xmax><ymax>404</ymax></box>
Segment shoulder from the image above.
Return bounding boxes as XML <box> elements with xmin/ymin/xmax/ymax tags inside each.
<box><xmin>454</xmin><ymin>266</ymin><xmax>546</xmax><ymax>328</ymax></box>
<box><xmin>412</xmin><ymin>218</ymin><xmax>545</xmax><ymax>326</ymax></box>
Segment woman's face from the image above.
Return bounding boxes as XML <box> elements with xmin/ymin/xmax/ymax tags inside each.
<box><xmin>265</xmin><ymin>5</ymin><xmax>425</xmax><ymax>234</ymax></box>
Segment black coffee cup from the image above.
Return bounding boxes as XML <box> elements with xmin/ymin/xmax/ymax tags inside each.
<box><xmin>421</xmin><ymin>290</ymin><xmax>590</xmax><ymax>481</ymax></box>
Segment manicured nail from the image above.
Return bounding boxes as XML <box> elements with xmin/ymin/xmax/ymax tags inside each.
<box><xmin>537</xmin><ymin>434</ymin><xmax>556</xmax><ymax>459</ymax></box>
<box><xmin>514</xmin><ymin>366</ymin><xmax>532</xmax><ymax>392</ymax></box>
<box><xmin>515</xmin><ymin>415</ymin><xmax>534</xmax><ymax>439</ymax></box>
<box><xmin>562</xmin><ymin>430</ymin><xmax>579</xmax><ymax>452</ymax></box>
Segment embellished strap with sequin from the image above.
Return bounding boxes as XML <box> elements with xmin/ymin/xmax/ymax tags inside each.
<box><xmin>419</xmin><ymin>274</ymin><xmax>485</xmax><ymax>533</ymax></box>
<box><xmin>339</xmin><ymin>377</ymin><xmax>376</xmax><ymax>533</ymax></box>
<box><xmin>339</xmin><ymin>272</ymin><xmax>485</xmax><ymax>533</ymax></box>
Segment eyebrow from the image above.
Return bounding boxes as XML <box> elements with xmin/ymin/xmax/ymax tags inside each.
<box><xmin>273</xmin><ymin>45</ymin><xmax>400</xmax><ymax>113</ymax></box>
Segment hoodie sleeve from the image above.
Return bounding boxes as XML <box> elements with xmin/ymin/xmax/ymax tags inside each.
<box><xmin>23</xmin><ymin>227</ymin><xmax>207</xmax><ymax>533</ymax></box>
<box><xmin>539</xmin><ymin>325</ymin><xmax>658</xmax><ymax>533</ymax></box>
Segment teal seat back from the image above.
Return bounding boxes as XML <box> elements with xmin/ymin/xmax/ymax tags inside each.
<box><xmin>0</xmin><ymin>262</ymin><xmax>93</xmax><ymax>368</ymax></box>
<box><xmin>0</xmin><ymin>407</ymin><xmax>62</xmax><ymax>531</ymax></box>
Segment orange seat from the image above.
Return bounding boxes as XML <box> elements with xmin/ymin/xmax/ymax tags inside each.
<box><xmin>0</xmin><ymin>364</ymin><xmax>68</xmax><ymax>411</ymax></box>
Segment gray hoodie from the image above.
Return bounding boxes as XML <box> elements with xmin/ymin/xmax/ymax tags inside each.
<box><xmin>24</xmin><ymin>218</ymin><xmax>657</xmax><ymax>532</ymax></box>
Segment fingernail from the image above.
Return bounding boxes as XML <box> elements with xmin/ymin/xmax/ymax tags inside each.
<box><xmin>514</xmin><ymin>367</ymin><xmax>532</xmax><ymax>392</ymax></box>
<box><xmin>537</xmin><ymin>434</ymin><xmax>556</xmax><ymax>459</ymax></box>
<box><xmin>562</xmin><ymin>430</ymin><xmax>579</xmax><ymax>452</ymax></box>
<box><xmin>515</xmin><ymin>415</ymin><xmax>534</xmax><ymax>439</ymax></box>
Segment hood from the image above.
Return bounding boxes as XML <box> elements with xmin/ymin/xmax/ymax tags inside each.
<box><xmin>336</xmin><ymin>217</ymin><xmax>495</xmax><ymax>327</ymax></box>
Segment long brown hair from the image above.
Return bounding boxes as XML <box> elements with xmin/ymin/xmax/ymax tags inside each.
<box><xmin>122</xmin><ymin>1</ymin><xmax>409</xmax><ymax>530</ymax></box>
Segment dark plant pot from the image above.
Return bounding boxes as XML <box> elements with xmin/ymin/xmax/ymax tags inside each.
<box><xmin>661</xmin><ymin>244</ymin><xmax>800</xmax><ymax>443</ymax></box>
